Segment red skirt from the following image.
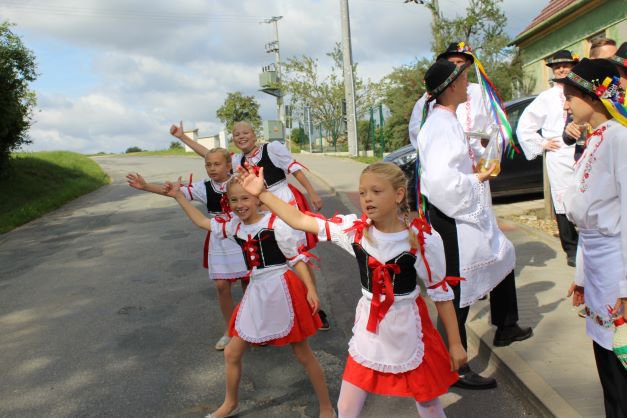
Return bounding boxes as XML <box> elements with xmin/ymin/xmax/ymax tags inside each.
<box><xmin>342</xmin><ymin>296</ymin><xmax>458</xmax><ymax>402</ymax></box>
<box><xmin>227</xmin><ymin>269</ymin><xmax>322</xmax><ymax>346</ymax></box>
<box><xmin>288</xmin><ymin>184</ymin><xmax>318</xmax><ymax>251</ymax></box>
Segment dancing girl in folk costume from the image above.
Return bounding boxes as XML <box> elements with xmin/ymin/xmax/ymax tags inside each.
<box><xmin>162</xmin><ymin>176</ymin><xmax>334</xmax><ymax>418</ymax></box>
<box><xmin>172</xmin><ymin>120</ymin><xmax>331</xmax><ymax>329</ymax></box>
<box><xmin>516</xmin><ymin>50</ymin><xmax>580</xmax><ymax>267</ymax></box>
<box><xmin>416</xmin><ymin>59</ymin><xmax>532</xmax><ymax>390</ymax></box>
<box><xmin>559</xmin><ymin>58</ymin><xmax>627</xmax><ymax>418</ymax></box>
<box><xmin>126</xmin><ymin>148</ymin><xmax>248</xmax><ymax>351</ymax></box>
<box><xmin>237</xmin><ymin>162</ymin><xmax>466</xmax><ymax>418</ymax></box>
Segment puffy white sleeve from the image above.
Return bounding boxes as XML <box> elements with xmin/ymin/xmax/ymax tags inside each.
<box><xmin>267</xmin><ymin>141</ymin><xmax>302</xmax><ymax>173</ymax></box>
<box><xmin>419</xmin><ymin>121</ymin><xmax>488</xmax><ymax>223</ymax></box>
<box><xmin>614</xmin><ymin>134</ymin><xmax>627</xmax><ymax>297</ymax></box>
<box><xmin>410</xmin><ymin>227</ymin><xmax>453</xmax><ymax>301</ymax></box>
<box><xmin>273</xmin><ymin>218</ymin><xmax>310</xmax><ymax>267</ymax></box>
<box><xmin>181</xmin><ymin>179</ymin><xmax>208</xmax><ymax>204</ymax></box>
<box><xmin>314</xmin><ymin>214</ymin><xmax>359</xmax><ymax>256</ymax></box>
<box><xmin>209</xmin><ymin>217</ymin><xmax>238</xmax><ymax>241</ymax></box>
<box><xmin>516</xmin><ymin>94</ymin><xmax>548</xmax><ymax>160</ymax></box>
<box><xmin>408</xmin><ymin>94</ymin><xmax>429</xmax><ymax>148</ymax></box>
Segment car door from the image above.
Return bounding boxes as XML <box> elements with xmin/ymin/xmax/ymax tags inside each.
<box><xmin>491</xmin><ymin>98</ymin><xmax>544</xmax><ymax>196</ymax></box>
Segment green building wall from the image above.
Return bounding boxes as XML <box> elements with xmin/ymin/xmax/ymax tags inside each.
<box><xmin>520</xmin><ymin>0</ymin><xmax>627</xmax><ymax>93</ymax></box>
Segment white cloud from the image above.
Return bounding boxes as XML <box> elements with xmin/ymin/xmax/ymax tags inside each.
<box><xmin>6</xmin><ymin>0</ymin><xmax>548</xmax><ymax>153</ymax></box>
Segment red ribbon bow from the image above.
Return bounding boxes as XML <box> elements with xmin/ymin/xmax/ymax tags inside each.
<box><xmin>410</xmin><ymin>217</ymin><xmax>434</xmax><ymax>284</ymax></box>
<box><xmin>296</xmin><ymin>244</ymin><xmax>320</xmax><ymax>270</ymax></box>
<box><xmin>219</xmin><ymin>194</ymin><xmax>232</xmax><ymax>220</ymax></box>
<box><xmin>344</xmin><ymin>214</ymin><xmax>370</xmax><ymax>243</ymax></box>
<box><xmin>366</xmin><ymin>256</ymin><xmax>400</xmax><ymax>333</ymax></box>
<box><xmin>428</xmin><ymin>276</ymin><xmax>465</xmax><ymax>292</ymax></box>
<box><xmin>241</xmin><ymin>234</ymin><xmax>261</xmax><ymax>269</ymax></box>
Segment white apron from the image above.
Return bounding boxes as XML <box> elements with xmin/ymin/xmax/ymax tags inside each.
<box><xmin>349</xmin><ymin>288</ymin><xmax>425</xmax><ymax>373</ymax></box>
<box><xmin>577</xmin><ymin>230</ymin><xmax>624</xmax><ymax>350</ymax></box>
<box><xmin>234</xmin><ymin>266</ymin><xmax>294</xmax><ymax>343</ymax></box>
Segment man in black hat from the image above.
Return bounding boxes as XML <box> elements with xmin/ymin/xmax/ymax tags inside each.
<box><xmin>559</xmin><ymin>58</ymin><xmax>627</xmax><ymax>418</ymax></box>
<box><xmin>416</xmin><ymin>59</ymin><xmax>532</xmax><ymax>390</ymax></box>
<box><xmin>608</xmin><ymin>41</ymin><xmax>627</xmax><ymax>89</ymax></box>
<box><xmin>409</xmin><ymin>42</ymin><xmax>492</xmax><ymax>150</ymax></box>
<box><xmin>517</xmin><ymin>49</ymin><xmax>579</xmax><ymax>267</ymax></box>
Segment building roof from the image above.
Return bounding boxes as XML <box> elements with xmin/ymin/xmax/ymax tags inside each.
<box><xmin>512</xmin><ymin>0</ymin><xmax>595</xmax><ymax>46</ymax></box>
<box><xmin>521</xmin><ymin>0</ymin><xmax>578</xmax><ymax>33</ymax></box>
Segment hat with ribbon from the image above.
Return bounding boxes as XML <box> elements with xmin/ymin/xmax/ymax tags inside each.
<box><xmin>546</xmin><ymin>49</ymin><xmax>579</xmax><ymax>68</ymax></box>
<box><xmin>424</xmin><ymin>59</ymin><xmax>470</xmax><ymax>101</ymax></box>
<box><xmin>554</xmin><ymin>58</ymin><xmax>626</xmax><ymax>125</ymax></box>
<box><xmin>436</xmin><ymin>41</ymin><xmax>475</xmax><ymax>64</ymax></box>
<box><xmin>608</xmin><ymin>41</ymin><xmax>627</xmax><ymax>69</ymax></box>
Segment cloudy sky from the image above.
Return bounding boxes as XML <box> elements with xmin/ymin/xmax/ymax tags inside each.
<box><xmin>2</xmin><ymin>0</ymin><xmax>548</xmax><ymax>154</ymax></box>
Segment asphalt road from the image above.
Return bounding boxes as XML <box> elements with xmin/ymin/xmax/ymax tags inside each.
<box><xmin>0</xmin><ymin>156</ymin><xmax>538</xmax><ymax>417</ymax></box>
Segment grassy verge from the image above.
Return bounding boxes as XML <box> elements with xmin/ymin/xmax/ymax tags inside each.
<box><xmin>351</xmin><ymin>156</ymin><xmax>382</xmax><ymax>164</ymax></box>
<box><xmin>91</xmin><ymin>148</ymin><xmax>199</xmax><ymax>157</ymax></box>
<box><xmin>0</xmin><ymin>151</ymin><xmax>110</xmax><ymax>234</ymax></box>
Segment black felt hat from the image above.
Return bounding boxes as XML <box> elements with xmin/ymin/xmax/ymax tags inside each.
<box><xmin>609</xmin><ymin>42</ymin><xmax>627</xmax><ymax>69</ymax></box>
<box><xmin>545</xmin><ymin>50</ymin><xmax>579</xmax><ymax>68</ymax></box>
<box><xmin>554</xmin><ymin>58</ymin><xmax>620</xmax><ymax>100</ymax></box>
<box><xmin>424</xmin><ymin>59</ymin><xmax>470</xmax><ymax>99</ymax></box>
<box><xmin>436</xmin><ymin>41</ymin><xmax>475</xmax><ymax>64</ymax></box>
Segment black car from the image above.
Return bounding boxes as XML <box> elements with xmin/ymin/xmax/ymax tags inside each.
<box><xmin>384</xmin><ymin>96</ymin><xmax>541</xmax><ymax>207</ymax></box>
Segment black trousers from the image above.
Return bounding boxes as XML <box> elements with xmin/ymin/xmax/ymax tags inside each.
<box><xmin>555</xmin><ymin>213</ymin><xmax>578</xmax><ymax>259</ymax></box>
<box><xmin>429</xmin><ymin>204</ymin><xmax>519</xmax><ymax>350</ymax></box>
<box><xmin>593</xmin><ymin>342</ymin><xmax>627</xmax><ymax>418</ymax></box>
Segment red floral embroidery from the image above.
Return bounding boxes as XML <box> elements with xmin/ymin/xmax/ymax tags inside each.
<box><xmin>576</xmin><ymin>126</ymin><xmax>607</xmax><ymax>193</ymax></box>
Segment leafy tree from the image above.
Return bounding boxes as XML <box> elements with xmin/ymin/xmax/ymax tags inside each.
<box><xmin>282</xmin><ymin>43</ymin><xmax>381</xmax><ymax>147</ymax></box>
<box><xmin>216</xmin><ymin>92</ymin><xmax>262</xmax><ymax>134</ymax></box>
<box><xmin>0</xmin><ymin>21</ymin><xmax>37</xmax><ymax>175</ymax></box>
<box><xmin>290</xmin><ymin>127</ymin><xmax>308</xmax><ymax>145</ymax></box>
<box><xmin>125</xmin><ymin>146</ymin><xmax>142</xmax><ymax>153</ymax></box>
<box><xmin>381</xmin><ymin>58</ymin><xmax>431</xmax><ymax>150</ymax></box>
<box><xmin>169</xmin><ymin>141</ymin><xmax>183</xmax><ymax>150</ymax></box>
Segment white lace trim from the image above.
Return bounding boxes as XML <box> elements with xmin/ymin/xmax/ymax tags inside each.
<box><xmin>209</xmin><ymin>271</ymin><xmax>249</xmax><ymax>280</ymax></box>
<box><xmin>457</xmin><ymin>179</ymin><xmax>486</xmax><ymax>224</ymax></box>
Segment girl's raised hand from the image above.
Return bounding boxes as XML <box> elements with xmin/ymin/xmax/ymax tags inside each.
<box><xmin>127</xmin><ymin>172</ymin><xmax>147</xmax><ymax>190</ymax></box>
<box><xmin>236</xmin><ymin>164</ymin><xmax>266</xmax><ymax>197</ymax></box>
<box><xmin>162</xmin><ymin>176</ymin><xmax>183</xmax><ymax>197</ymax></box>
<box><xmin>169</xmin><ymin>121</ymin><xmax>184</xmax><ymax>139</ymax></box>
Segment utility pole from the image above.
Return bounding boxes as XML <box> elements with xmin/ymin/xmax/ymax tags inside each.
<box><xmin>339</xmin><ymin>0</ymin><xmax>359</xmax><ymax>157</ymax></box>
<box><xmin>259</xmin><ymin>16</ymin><xmax>286</xmax><ymax>143</ymax></box>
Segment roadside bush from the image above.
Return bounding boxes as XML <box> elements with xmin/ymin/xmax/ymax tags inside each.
<box><xmin>125</xmin><ymin>146</ymin><xmax>142</xmax><ymax>153</ymax></box>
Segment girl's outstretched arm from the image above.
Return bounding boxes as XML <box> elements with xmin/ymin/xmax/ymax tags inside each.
<box><xmin>434</xmin><ymin>300</ymin><xmax>467</xmax><ymax>371</ymax></box>
<box><xmin>292</xmin><ymin>260</ymin><xmax>320</xmax><ymax>315</ymax></box>
<box><xmin>163</xmin><ymin>178</ymin><xmax>212</xmax><ymax>231</ymax></box>
<box><xmin>237</xmin><ymin>166</ymin><xmax>319</xmax><ymax>234</ymax></box>
<box><xmin>127</xmin><ymin>172</ymin><xmax>168</xmax><ymax>195</ymax></box>
<box><xmin>292</xmin><ymin>170</ymin><xmax>323</xmax><ymax>211</ymax></box>
<box><xmin>169</xmin><ymin>120</ymin><xmax>209</xmax><ymax>158</ymax></box>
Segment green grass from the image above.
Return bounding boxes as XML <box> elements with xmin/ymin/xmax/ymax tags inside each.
<box><xmin>0</xmin><ymin>151</ymin><xmax>110</xmax><ymax>233</ymax></box>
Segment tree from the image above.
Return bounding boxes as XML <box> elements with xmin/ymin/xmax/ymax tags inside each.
<box><xmin>289</xmin><ymin>127</ymin><xmax>308</xmax><ymax>145</ymax></box>
<box><xmin>125</xmin><ymin>146</ymin><xmax>142</xmax><ymax>153</ymax></box>
<box><xmin>0</xmin><ymin>21</ymin><xmax>38</xmax><ymax>175</ymax></box>
<box><xmin>282</xmin><ymin>43</ymin><xmax>381</xmax><ymax>147</ymax></box>
<box><xmin>169</xmin><ymin>141</ymin><xmax>183</xmax><ymax>150</ymax></box>
<box><xmin>381</xmin><ymin>58</ymin><xmax>431</xmax><ymax>150</ymax></box>
<box><xmin>216</xmin><ymin>92</ymin><xmax>262</xmax><ymax>134</ymax></box>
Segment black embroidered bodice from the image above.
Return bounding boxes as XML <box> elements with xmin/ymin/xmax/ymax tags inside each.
<box><xmin>204</xmin><ymin>180</ymin><xmax>226</xmax><ymax>216</ymax></box>
<box><xmin>240</xmin><ymin>144</ymin><xmax>286</xmax><ymax>188</ymax></box>
<box><xmin>234</xmin><ymin>227</ymin><xmax>287</xmax><ymax>270</ymax></box>
<box><xmin>351</xmin><ymin>243</ymin><xmax>418</xmax><ymax>295</ymax></box>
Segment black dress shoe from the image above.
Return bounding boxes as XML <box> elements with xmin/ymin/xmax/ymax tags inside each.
<box><xmin>453</xmin><ymin>367</ymin><xmax>497</xmax><ymax>390</ymax></box>
<box><xmin>567</xmin><ymin>256</ymin><xmax>576</xmax><ymax>267</ymax></box>
<box><xmin>493</xmin><ymin>324</ymin><xmax>533</xmax><ymax>347</ymax></box>
<box><xmin>319</xmin><ymin>310</ymin><xmax>330</xmax><ymax>331</ymax></box>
